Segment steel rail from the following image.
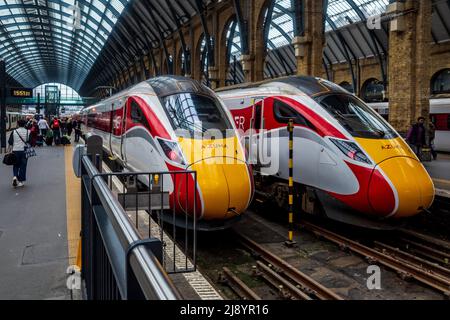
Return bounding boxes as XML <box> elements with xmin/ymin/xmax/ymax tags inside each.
<box><xmin>236</xmin><ymin>232</ymin><xmax>343</xmax><ymax>300</ymax></box>
<box><xmin>374</xmin><ymin>241</ymin><xmax>450</xmax><ymax>281</ymax></box>
<box><xmin>255</xmin><ymin>261</ymin><xmax>312</xmax><ymax>300</ymax></box>
<box><xmin>301</xmin><ymin>221</ymin><xmax>450</xmax><ymax>297</ymax></box>
<box><xmin>219</xmin><ymin>267</ymin><xmax>262</xmax><ymax>300</ymax></box>
<box><xmin>397</xmin><ymin>238</ymin><xmax>450</xmax><ymax>266</ymax></box>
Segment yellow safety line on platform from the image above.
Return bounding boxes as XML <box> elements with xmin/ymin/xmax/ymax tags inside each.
<box><xmin>64</xmin><ymin>145</ymin><xmax>81</xmax><ymax>268</ymax></box>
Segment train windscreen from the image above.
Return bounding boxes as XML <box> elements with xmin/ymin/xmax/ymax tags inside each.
<box><xmin>162</xmin><ymin>93</ymin><xmax>233</xmax><ymax>135</ymax></box>
<box><xmin>315</xmin><ymin>94</ymin><xmax>398</xmax><ymax>139</ymax></box>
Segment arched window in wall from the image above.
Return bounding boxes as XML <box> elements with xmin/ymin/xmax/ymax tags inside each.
<box><xmin>33</xmin><ymin>83</ymin><xmax>83</xmax><ymax>115</ymax></box>
<box><xmin>225</xmin><ymin>19</ymin><xmax>244</xmax><ymax>86</ymax></box>
<box><xmin>263</xmin><ymin>0</ymin><xmax>297</xmax><ymax>79</ymax></box>
<box><xmin>361</xmin><ymin>78</ymin><xmax>386</xmax><ymax>103</ymax></box>
<box><xmin>431</xmin><ymin>69</ymin><xmax>450</xmax><ymax>94</ymax></box>
<box><xmin>199</xmin><ymin>34</ymin><xmax>211</xmax><ymax>86</ymax></box>
<box><xmin>180</xmin><ymin>50</ymin><xmax>186</xmax><ymax>76</ymax></box>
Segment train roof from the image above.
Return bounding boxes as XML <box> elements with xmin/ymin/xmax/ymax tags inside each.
<box><xmin>82</xmin><ymin>76</ymin><xmax>216</xmax><ymax>113</ymax></box>
<box><xmin>217</xmin><ymin>76</ymin><xmax>349</xmax><ymax>98</ymax></box>
<box><xmin>146</xmin><ymin>75</ymin><xmax>215</xmax><ymax>98</ymax></box>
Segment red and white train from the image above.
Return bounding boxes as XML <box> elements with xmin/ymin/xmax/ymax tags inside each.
<box><xmin>369</xmin><ymin>99</ymin><xmax>450</xmax><ymax>152</ymax></box>
<box><xmin>217</xmin><ymin>76</ymin><xmax>435</xmax><ymax>227</ymax></box>
<box><xmin>80</xmin><ymin>76</ymin><xmax>253</xmax><ymax>230</ymax></box>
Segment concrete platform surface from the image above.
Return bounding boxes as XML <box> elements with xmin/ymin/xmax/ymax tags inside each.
<box><xmin>0</xmin><ymin>146</ymin><xmax>72</xmax><ymax>300</ymax></box>
<box><xmin>423</xmin><ymin>153</ymin><xmax>450</xmax><ymax>194</ymax></box>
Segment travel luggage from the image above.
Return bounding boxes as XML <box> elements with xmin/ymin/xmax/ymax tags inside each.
<box><xmin>420</xmin><ymin>147</ymin><xmax>432</xmax><ymax>162</ymax></box>
<box><xmin>2</xmin><ymin>153</ymin><xmax>17</xmax><ymax>166</ymax></box>
<box><xmin>61</xmin><ymin>135</ymin><xmax>71</xmax><ymax>145</ymax></box>
<box><xmin>36</xmin><ymin>135</ymin><xmax>44</xmax><ymax>147</ymax></box>
<box><xmin>45</xmin><ymin>136</ymin><xmax>53</xmax><ymax>146</ymax></box>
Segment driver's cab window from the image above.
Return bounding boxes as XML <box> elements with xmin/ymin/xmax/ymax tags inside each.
<box><xmin>130</xmin><ymin>99</ymin><xmax>151</xmax><ymax>131</ymax></box>
<box><xmin>273</xmin><ymin>100</ymin><xmax>313</xmax><ymax>128</ymax></box>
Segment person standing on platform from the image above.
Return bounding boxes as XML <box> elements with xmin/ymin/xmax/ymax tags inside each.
<box><xmin>406</xmin><ymin>117</ymin><xmax>426</xmax><ymax>157</ymax></box>
<box><xmin>38</xmin><ymin>116</ymin><xmax>50</xmax><ymax>137</ymax></box>
<box><xmin>7</xmin><ymin>119</ymin><xmax>30</xmax><ymax>188</ymax></box>
<box><xmin>74</xmin><ymin>119</ymin><xmax>82</xmax><ymax>143</ymax></box>
<box><xmin>428</xmin><ymin>121</ymin><xmax>438</xmax><ymax>161</ymax></box>
<box><xmin>60</xmin><ymin>118</ymin><xmax>67</xmax><ymax>136</ymax></box>
<box><xmin>51</xmin><ymin>117</ymin><xmax>62</xmax><ymax>145</ymax></box>
<box><xmin>67</xmin><ymin>118</ymin><xmax>73</xmax><ymax>137</ymax></box>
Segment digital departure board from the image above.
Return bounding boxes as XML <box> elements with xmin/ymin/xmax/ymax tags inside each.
<box><xmin>10</xmin><ymin>88</ymin><xmax>33</xmax><ymax>98</ymax></box>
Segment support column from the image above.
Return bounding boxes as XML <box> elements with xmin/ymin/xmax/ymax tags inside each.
<box><xmin>388</xmin><ymin>0</ymin><xmax>432</xmax><ymax>133</ymax></box>
<box><xmin>0</xmin><ymin>60</ymin><xmax>6</xmax><ymax>153</ymax></box>
<box><xmin>208</xmin><ymin>66</ymin><xmax>219</xmax><ymax>89</ymax></box>
<box><xmin>293</xmin><ymin>0</ymin><xmax>324</xmax><ymax>77</ymax></box>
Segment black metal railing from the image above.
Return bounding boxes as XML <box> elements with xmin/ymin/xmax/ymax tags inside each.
<box><xmin>80</xmin><ymin>154</ymin><xmax>186</xmax><ymax>300</ymax></box>
<box><xmin>98</xmin><ymin>170</ymin><xmax>198</xmax><ymax>274</ymax></box>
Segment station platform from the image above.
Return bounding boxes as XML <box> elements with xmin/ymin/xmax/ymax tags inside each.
<box><xmin>0</xmin><ymin>145</ymin><xmax>80</xmax><ymax>299</ymax></box>
<box><xmin>423</xmin><ymin>153</ymin><xmax>450</xmax><ymax>198</ymax></box>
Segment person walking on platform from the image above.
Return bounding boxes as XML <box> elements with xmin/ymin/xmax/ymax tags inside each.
<box><xmin>7</xmin><ymin>119</ymin><xmax>30</xmax><ymax>188</ymax></box>
<box><xmin>29</xmin><ymin>120</ymin><xmax>39</xmax><ymax>147</ymax></box>
<box><xmin>406</xmin><ymin>117</ymin><xmax>426</xmax><ymax>157</ymax></box>
<box><xmin>51</xmin><ymin>117</ymin><xmax>62</xmax><ymax>145</ymax></box>
<box><xmin>38</xmin><ymin>116</ymin><xmax>50</xmax><ymax>137</ymax></box>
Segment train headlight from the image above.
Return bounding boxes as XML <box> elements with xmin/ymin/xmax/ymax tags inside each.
<box><xmin>330</xmin><ymin>138</ymin><xmax>372</xmax><ymax>165</ymax></box>
<box><xmin>158</xmin><ymin>138</ymin><xmax>186</xmax><ymax>166</ymax></box>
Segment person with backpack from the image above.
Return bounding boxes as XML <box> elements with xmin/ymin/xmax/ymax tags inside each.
<box><xmin>51</xmin><ymin>117</ymin><xmax>62</xmax><ymax>145</ymax></box>
<box><xmin>7</xmin><ymin>119</ymin><xmax>31</xmax><ymax>188</ymax></box>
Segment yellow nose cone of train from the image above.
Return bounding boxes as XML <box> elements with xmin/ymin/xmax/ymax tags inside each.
<box><xmin>377</xmin><ymin>157</ymin><xmax>435</xmax><ymax>218</ymax></box>
<box><xmin>179</xmin><ymin>136</ymin><xmax>252</xmax><ymax>220</ymax></box>
<box><xmin>356</xmin><ymin>137</ymin><xmax>435</xmax><ymax>218</ymax></box>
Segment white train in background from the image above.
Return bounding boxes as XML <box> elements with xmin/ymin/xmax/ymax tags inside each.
<box><xmin>369</xmin><ymin>98</ymin><xmax>450</xmax><ymax>152</ymax></box>
<box><xmin>4</xmin><ymin>111</ymin><xmax>34</xmax><ymax>131</ymax></box>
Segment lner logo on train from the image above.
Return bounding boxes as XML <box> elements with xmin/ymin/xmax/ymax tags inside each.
<box><xmin>217</xmin><ymin>76</ymin><xmax>435</xmax><ymax>223</ymax></box>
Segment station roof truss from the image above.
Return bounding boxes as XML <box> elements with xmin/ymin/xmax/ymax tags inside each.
<box><xmin>79</xmin><ymin>0</ymin><xmax>213</xmax><ymax>95</ymax></box>
<box><xmin>1</xmin><ymin>0</ymin><xmax>450</xmax><ymax>94</ymax></box>
<box><xmin>0</xmin><ymin>0</ymin><xmax>130</xmax><ymax>90</ymax></box>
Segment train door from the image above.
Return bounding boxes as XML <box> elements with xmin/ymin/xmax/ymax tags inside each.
<box><xmin>248</xmin><ymin>97</ymin><xmax>265</xmax><ymax>166</ymax></box>
<box><xmin>263</xmin><ymin>98</ymin><xmax>320</xmax><ymax>186</ymax></box>
<box><xmin>120</xmin><ymin>99</ymin><xmax>129</xmax><ymax>164</ymax></box>
<box><xmin>108</xmin><ymin>103</ymin><xmax>114</xmax><ymax>155</ymax></box>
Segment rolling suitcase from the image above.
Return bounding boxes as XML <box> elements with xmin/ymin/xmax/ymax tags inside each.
<box><xmin>45</xmin><ymin>136</ymin><xmax>53</xmax><ymax>146</ymax></box>
<box><xmin>61</xmin><ymin>135</ymin><xmax>71</xmax><ymax>145</ymax></box>
<box><xmin>36</xmin><ymin>135</ymin><xmax>44</xmax><ymax>147</ymax></box>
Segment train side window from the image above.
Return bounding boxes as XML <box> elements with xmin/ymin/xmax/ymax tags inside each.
<box><xmin>273</xmin><ymin>99</ymin><xmax>314</xmax><ymax>128</ymax></box>
<box><xmin>434</xmin><ymin>114</ymin><xmax>450</xmax><ymax>131</ymax></box>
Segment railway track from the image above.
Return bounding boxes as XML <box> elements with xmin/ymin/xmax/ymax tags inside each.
<box><xmin>300</xmin><ymin>221</ymin><xmax>450</xmax><ymax>297</ymax></box>
<box><xmin>222</xmin><ymin>230</ymin><xmax>343</xmax><ymax>300</ymax></box>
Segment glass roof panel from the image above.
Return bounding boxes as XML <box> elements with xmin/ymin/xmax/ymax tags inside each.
<box><xmin>0</xmin><ymin>0</ymin><xmax>131</xmax><ymax>89</ymax></box>
<box><xmin>326</xmin><ymin>0</ymin><xmax>389</xmax><ymax>31</ymax></box>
